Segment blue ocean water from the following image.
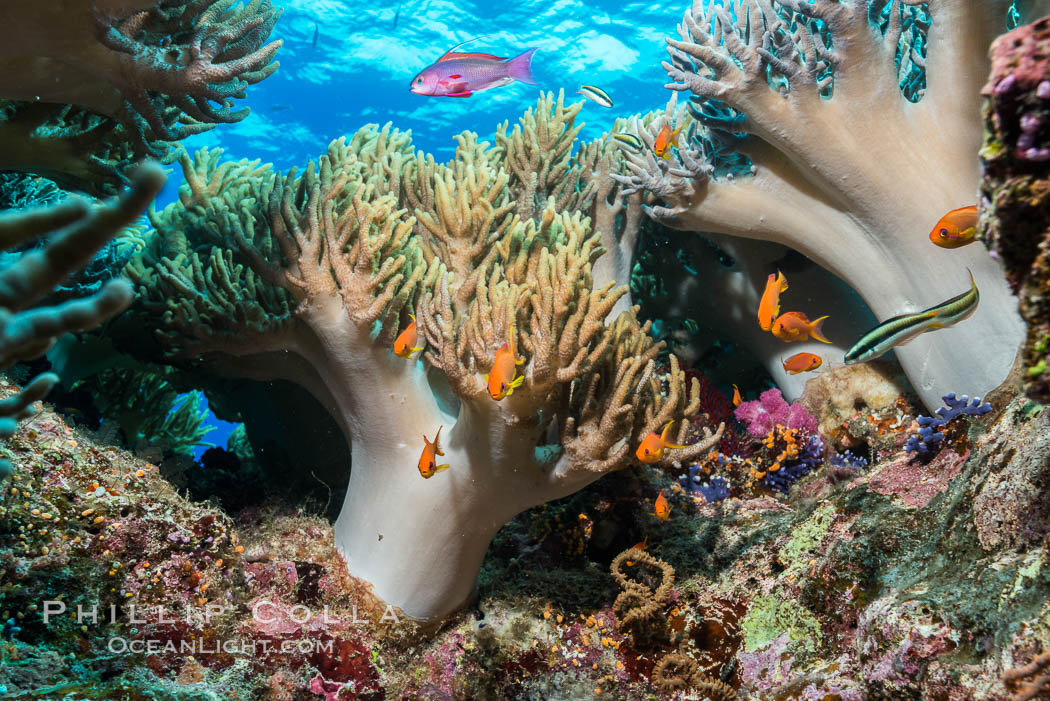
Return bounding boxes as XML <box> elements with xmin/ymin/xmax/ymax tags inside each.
<box><xmin>162</xmin><ymin>0</ymin><xmax>679</xmax><ymax>203</ymax></box>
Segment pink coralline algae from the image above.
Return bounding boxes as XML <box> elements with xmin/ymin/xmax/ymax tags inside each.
<box><xmin>309</xmin><ymin>674</ymin><xmax>346</xmax><ymax>700</ymax></box>
<box><xmin>866</xmin><ymin>446</ymin><xmax>969</xmax><ymax>509</ymax></box>
<box><xmin>735</xmin><ymin>388</ymin><xmax>818</xmax><ymax>438</ymax></box>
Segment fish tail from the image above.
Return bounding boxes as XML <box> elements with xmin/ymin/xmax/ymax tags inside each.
<box><xmin>809</xmin><ymin>315</ymin><xmax>832</xmax><ymax>344</ymax></box>
<box><xmin>506</xmin><ymin>48</ymin><xmax>539</xmax><ymax>85</ymax></box>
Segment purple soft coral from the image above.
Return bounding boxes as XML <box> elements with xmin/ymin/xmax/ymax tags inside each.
<box><xmin>734</xmin><ymin>388</ymin><xmax>817</xmax><ymax>438</ymax></box>
<box><xmin>904</xmin><ymin>393</ymin><xmax>992</xmax><ymax>459</ymax></box>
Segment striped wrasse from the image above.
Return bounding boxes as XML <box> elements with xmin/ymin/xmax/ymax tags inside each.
<box><xmin>578</xmin><ymin>85</ymin><xmax>613</xmax><ymax>108</ymax></box>
<box><xmin>844</xmin><ymin>270</ymin><xmax>979</xmax><ymax>365</ymax></box>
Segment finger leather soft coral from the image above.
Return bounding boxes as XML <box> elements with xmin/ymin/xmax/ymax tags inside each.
<box><xmin>121</xmin><ymin>93</ymin><xmax>723</xmax><ymax>621</ymax></box>
<box><xmin>0</xmin><ymin>163</ymin><xmax>164</xmax><ymax>479</ymax></box>
<box><xmin>0</xmin><ymin>0</ymin><xmax>282</xmax><ymax>193</ymax></box>
<box><xmin>620</xmin><ymin>0</ymin><xmax>1030</xmax><ymax>410</ymax></box>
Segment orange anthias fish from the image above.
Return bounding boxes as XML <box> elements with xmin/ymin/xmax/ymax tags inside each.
<box><xmin>485</xmin><ymin>328</ymin><xmax>525</xmax><ymax>400</ymax></box>
<box><xmin>418</xmin><ymin>426</ymin><xmax>451</xmax><ymax>479</ymax></box>
<box><xmin>732</xmin><ymin>384</ymin><xmax>742</xmax><ymax>407</ymax></box>
<box><xmin>393</xmin><ymin>314</ymin><xmax>424</xmax><ymax>358</ymax></box>
<box><xmin>635</xmin><ymin>421</ymin><xmax>687</xmax><ymax>463</ymax></box>
<box><xmin>771</xmin><ymin>311</ymin><xmax>831</xmax><ymax>344</ymax></box>
<box><xmin>757</xmin><ymin>271</ymin><xmax>788</xmax><ymax>332</ymax></box>
<box><xmin>653</xmin><ymin>123</ymin><xmax>682</xmax><ymax>159</ymax></box>
<box><xmin>781</xmin><ymin>352</ymin><xmax>823</xmax><ymax>375</ymax></box>
<box><xmin>929</xmin><ymin>206</ymin><xmax>979</xmax><ymax>248</ymax></box>
<box><xmin>653</xmin><ymin>491</ymin><xmax>671</xmax><ymax>521</ymax></box>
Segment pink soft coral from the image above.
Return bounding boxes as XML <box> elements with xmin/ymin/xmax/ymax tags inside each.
<box><xmin>735</xmin><ymin>388</ymin><xmax>817</xmax><ymax>438</ymax></box>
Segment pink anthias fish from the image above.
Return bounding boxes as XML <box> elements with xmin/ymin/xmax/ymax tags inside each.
<box><xmin>409</xmin><ymin>38</ymin><xmax>538</xmax><ymax>98</ymax></box>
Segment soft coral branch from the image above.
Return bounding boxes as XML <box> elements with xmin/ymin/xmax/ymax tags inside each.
<box><xmin>633</xmin><ymin>0</ymin><xmax>1030</xmax><ymax>409</ymax></box>
<box><xmin>0</xmin><ymin>0</ymin><xmax>281</xmax><ymax>160</ymax></box>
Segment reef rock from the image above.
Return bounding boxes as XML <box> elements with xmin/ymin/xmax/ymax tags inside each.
<box><xmin>981</xmin><ymin>15</ymin><xmax>1050</xmax><ymax>402</ymax></box>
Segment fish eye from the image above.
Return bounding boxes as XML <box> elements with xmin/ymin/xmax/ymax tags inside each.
<box><xmin>939</xmin><ymin>228</ymin><xmax>949</xmax><ymax>237</ymax></box>
<box><xmin>501</xmin><ymin>382</ymin><xmax>506</xmax><ymax>390</ymax></box>
<box><xmin>644</xmin><ymin>449</ymin><xmax>650</xmax><ymax>454</ymax></box>
<box><xmin>416</xmin><ymin>78</ymin><xmax>423</xmax><ymax>83</ymax></box>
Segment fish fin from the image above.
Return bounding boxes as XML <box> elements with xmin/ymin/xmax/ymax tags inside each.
<box><xmin>510</xmin><ymin>375</ymin><xmax>525</xmax><ymax>389</ymax></box>
<box><xmin>446</xmin><ymin>91</ymin><xmax>473</xmax><ymax>98</ymax></box>
<box><xmin>434</xmin><ymin>463</ymin><xmax>451</xmax><ymax>473</ymax></box>
<box><xmin>437</xmin><ymin>36</ymin><xmax>484</xmax><ymax>61</ymax></box>
<box><xmin>809</xmin><ymin>315</ymin><xmax>832</xmax><ymax>344</ymax></box>
<box><xmin>410</xmin><ymin>345</ymin><xmax>424</xmax><ymax>353</ymax></box>
<box><xmin>409</xmin><ymin>313</ymin><xmax>416</xmax><ymax>322</ymax></box>
<box><xmin>443</xmin><ymin>52</ymin><xmax>505</xmax><ymax>61</ymax></box>
<box><xmin>778</xmin><ymin>270</ymin><xmax>788</xmax><ymax>292</ymax></box>
<box><xmin>506</xmin><ymin>47</ymin><xmax>539</xmax><ymax>85</ymax></box>
<box><xmin>659</xmin><ymin>421</ymin><xmax>675</xmax><ymax>442</ymax></box>
<box><xmin>483</xmin><ymin>373</ymin><xmax>489</xmax><ymax>382</ymax></box>
<box><xmin>664</xmin><ymin>442</ymin><xmax>688</xmax><ymax>450</ymax></box>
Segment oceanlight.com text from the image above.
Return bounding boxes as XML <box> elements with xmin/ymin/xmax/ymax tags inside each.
<box><xmin>106</xmin><ymin>637</ymin><xmax>335</xmax><ymax>655</ymax></box>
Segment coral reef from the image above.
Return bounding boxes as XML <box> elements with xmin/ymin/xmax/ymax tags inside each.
<box><xmin>4</xmin><ymin>329</ymin><xmax>1050</xmax><ymax>700</ymax></box>
<box><xmin>1004</xmin><ymin>649</ymin><xmax>1050</xmax><ymax>700</ymax></box>
<box><xmin>71</xmin><ymin>368</ymin><xmax>216</xmax><ymax>457</ymax></box>
<box><xmin>611</xmin><ymin>546</ymin><xmax>675</xmax><ymax>645</ymax></box>
<box><xmin>119</xmin><ymin>93</ymin><xmax>720</xmax><ymax>621</ymax></box>
<box><xmin>618</xmin><ymin>0</ymin><xmax>1035</xmax><ymax>410</ymax></box>
<box><xmin>0</xmin><ymin>398</ymin><xmax>389</xmax><ymax>700</ymax></box>
<box><xmin>623</xmin><ymin>137</ymin><xmax>877</xmax><ymax>400</ymax></box>
<box><xmin>0</xmin><ymin>0</ymin><xmax>282</xmax><ymax>193</ymax></box>
<box><xmin>0</xmin><ymin>163</ymin><xmax>163</xmax><ymax>479</ymax></box>
<box><xmin>980</xmin><ymin>15</ymin><xmax>1050</xmax><ymax>402</ymax></box>
<box><xmin>652</xmin><ymin>651</ymin><xmax>736</xmax><ymax>699</ymax></box>
<box><xmin>798</xmin><ymin>360</ymin><xmax>915</xmax><ymax>450</ymax></box>
<box><xmin>903</xmin><ymin>391</ymin><xmax>993</xmax><ymax>459</ymax></box>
